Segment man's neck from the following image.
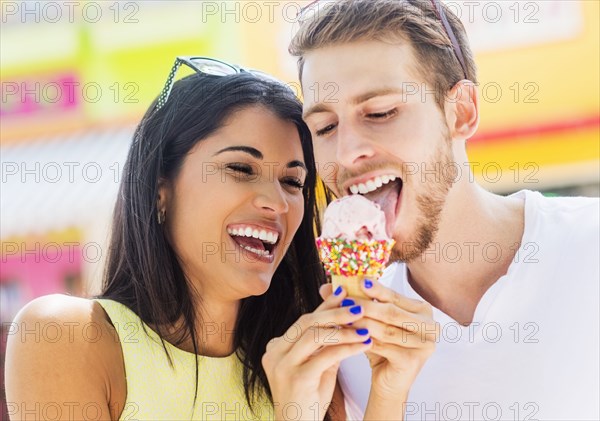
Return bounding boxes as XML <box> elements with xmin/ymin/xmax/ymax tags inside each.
<box><xmin>406</xmin><ymin>184</ymin><xmax>525</xmax><ymax>326</ymax></box>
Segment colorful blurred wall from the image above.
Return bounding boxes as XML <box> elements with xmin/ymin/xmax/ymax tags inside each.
<box><xmin>1</xmin><ymin>0</ymin><xmax>599</xmax><ymax>417</ymax></box>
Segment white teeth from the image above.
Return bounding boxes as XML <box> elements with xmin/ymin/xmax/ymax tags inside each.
<box><xmin>349</xmin><ymin>174</ymin><xmax>398</xmax><ymax>195</ymax></box>
<box><xmin>228</xmin><ymin>226</ymin><xmax>279</xmax><ymax>245</ymax></box>
<box><xmin>241</xmin><ymin>245</ymin><xmax>271</xmax><ymax>257</ymax></box>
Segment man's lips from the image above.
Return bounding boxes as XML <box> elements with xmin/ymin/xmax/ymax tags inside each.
<box><xmin>341</xmin><ymin>170</ymin><xmax>402</xmax><ymax>195</ymax></box>
<box><xmin>341</xmin><ymin>171</ymin><xmax>404</xmax><ymax>238</ymax></box>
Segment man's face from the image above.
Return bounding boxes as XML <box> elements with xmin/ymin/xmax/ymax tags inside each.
<box><xmin>301</xmin><ymin>40</ymin><xmax>456</xmax><ymax>261</ymax></box>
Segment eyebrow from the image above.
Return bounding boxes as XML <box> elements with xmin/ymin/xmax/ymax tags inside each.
<box><xmin>303</xmin><ymin>87</ymin><xmax>404</xmax><ymax>120</ymax></box>
<box><xmin>288</xmin><ymin>160</ymin><xmax>307</xmax><ymax>172</ymax></box>
<box><xmin>214</xmin><ymin>146</ymin><xmax>263</xmax><ymax>159</ymax></box>
<box><xmin>214</xmin><ymin>146</ymin><xmax>307</xmax><ymax>171</ymax></box>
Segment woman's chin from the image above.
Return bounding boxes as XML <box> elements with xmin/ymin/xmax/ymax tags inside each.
<box><xmin>240</xmin><ymin>274</ymin><xmax>273</xmax><ymax>298</ymax></box>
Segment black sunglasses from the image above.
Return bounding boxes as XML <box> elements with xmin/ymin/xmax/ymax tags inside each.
<box><xmin>155</xmin><ymin>56</ymin><xmax>284</xmax><ymax>111</ymax></box>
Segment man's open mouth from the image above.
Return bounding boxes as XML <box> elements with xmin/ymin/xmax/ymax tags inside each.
<box><xmin>346</xmin><ymin>174</ymin><xmax>403</xmax><ymax>236</ymax></box>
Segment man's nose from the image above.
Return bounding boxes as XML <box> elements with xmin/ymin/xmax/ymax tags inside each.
<box><xmin>335</xmin><ymin>122</ymin><xmax>376</xmax><ymax>168</ymax></box>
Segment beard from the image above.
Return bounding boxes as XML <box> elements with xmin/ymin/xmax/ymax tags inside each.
<box><xmin>390</xmin><ymin>135</ymin><xmax>456</xmax><ymax>263</ymax></box>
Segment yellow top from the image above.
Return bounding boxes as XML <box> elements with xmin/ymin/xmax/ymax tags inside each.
<box><xmin>95</xmin><ymin>299</ymin><xmax>273</xmax><ymax>421</ymax></box>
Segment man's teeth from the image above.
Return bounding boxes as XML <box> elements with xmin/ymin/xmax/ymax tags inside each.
<box><xmin>227</xmin><ymin>226</ymin><xmax>279</xmax><ymax>244</ymax></box>
<box><xmin>349</xmin><ymin>175</ymin><xmax>397</xmax><ymax>195</ymax></box>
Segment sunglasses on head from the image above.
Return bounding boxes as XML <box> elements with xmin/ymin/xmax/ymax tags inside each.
<box><xmin>155</xmin><ymin>56</ymin><xmax>285</xmax><ymax>111</ymax></box>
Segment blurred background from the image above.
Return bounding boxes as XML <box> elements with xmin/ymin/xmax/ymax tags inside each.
<box><xmin>1</xmin><ymin>0</ymin><xmax>598</xmax><ymax>417</ymax></box>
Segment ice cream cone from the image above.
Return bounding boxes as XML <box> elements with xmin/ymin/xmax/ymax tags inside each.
<box><xmin>316</xmin><ymin>196</ymin><xmax>396</xmax><ymax>300</ymax></box>
<box><xmin>332</xmin><ymin>274</ymin><xmax>376</xmax><ymax>299</ymax></box>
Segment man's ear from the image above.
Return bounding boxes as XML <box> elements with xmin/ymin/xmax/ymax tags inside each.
<box><xmin>444</xmin><ymin>80</ymin><xmax>479</xmax><ymax>140</ymax></box>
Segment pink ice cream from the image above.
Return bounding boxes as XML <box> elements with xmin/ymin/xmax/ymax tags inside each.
<box><xmin>316</xmin><ymin>195</ymin><xmax>395</xmax><ymax>281</ymax></box>
<box><xmin>319</xmin><ymin>195</ymin><xmax>391</xmax><ymax>241</ymax></box>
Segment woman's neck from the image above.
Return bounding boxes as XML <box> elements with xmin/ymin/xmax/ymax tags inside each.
<box><xmin>162</xmin><ymin>293</ymin><xmax>240</xmax><ymax>358</ymax></box>
<box><xmin>195</xmin><ymin>297</ymin><xmax>240</xmax><ymax>357</ymax></box>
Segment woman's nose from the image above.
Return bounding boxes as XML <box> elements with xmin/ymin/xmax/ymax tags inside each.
<box><xmin>252</xmin><ymin>182</ymin><xmax>289</xmax><ymax>214</ymax></box>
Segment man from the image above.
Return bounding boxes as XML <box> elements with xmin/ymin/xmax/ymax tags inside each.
<box><xmin>290</xmin><ymin>0</ymin><xmax>599</xmax><ymax>419</ymax></box>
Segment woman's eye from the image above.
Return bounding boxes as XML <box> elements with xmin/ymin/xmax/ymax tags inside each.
<box><xmin>226</xmin><ymin>163</ymin><xmax>255</xmax><ymax>176</ymax></box>
<box><xmin>367</xmin><ymin>108</ymin><xmax>397</xmax><ymax>119</ymax></box>
<box><xmin>315</xmin><ymin>123</ymin><xmax>337</xmax><ymax>137</ymax></box>
<box><xmin>282</xmin><ymin>177</ymin><xmax>305</xmax><ymax>190</ymax></box>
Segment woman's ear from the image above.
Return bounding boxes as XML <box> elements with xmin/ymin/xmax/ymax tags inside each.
<box><xmin>445</xmin><ymin>80</ymin><xmax>479</xmax><ymax>140</ymax></box>
<box><xmin>157</xmin><ymin>178</ymin><xmax>170</xmax><ymax>217</ymax></box>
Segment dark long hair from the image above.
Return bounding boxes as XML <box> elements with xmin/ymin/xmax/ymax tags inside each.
<box><xmin>99</xmin><ymin>72</ymin><xmax>328</xmax><ymax>415</ymax></box>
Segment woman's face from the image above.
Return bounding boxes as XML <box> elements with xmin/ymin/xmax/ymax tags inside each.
<box><xmin>160</xmin><ymin>105</ymin><xmax>307</xmax><ymax>301</ymax></box>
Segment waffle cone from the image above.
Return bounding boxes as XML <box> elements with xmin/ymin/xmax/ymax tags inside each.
<box><xmin>331</xmin><ymin>274</ymin><xmax>377</xmax><ymax>299</ymax></box>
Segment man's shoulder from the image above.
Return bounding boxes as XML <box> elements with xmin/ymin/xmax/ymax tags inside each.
<box><xmin>535</xmin><ymin>192</ymin><xmax>598</xmax><ymax>213</ymax></box>
<box><xmin>525</xmin><ymin>191</ymin><xmax>599</xmax><ymax>231</ymax></box>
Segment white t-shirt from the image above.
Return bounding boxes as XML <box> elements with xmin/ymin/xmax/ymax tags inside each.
<box><xmin>340</xmin><ymin>190</ymin><xmax>600</xmax><ymax>420</ymax></box>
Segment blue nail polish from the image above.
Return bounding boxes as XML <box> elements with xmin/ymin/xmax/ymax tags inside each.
<box><xmin>341</xmin><ymin>299</ymin><xmax>355</xmax><ymax>307</ymax></box>
<box><xmin>364</xmin><ymin>279</ymin><xmax>373</xmax><ymax>289</ymax></box>
<box><xmin>356</xmin><ymin>328</ymin><xmax>369</xmax><ymax>336</ymax></box>
<box><xmin>349</xmin><ymin>305</ymin><xmax>362</xmax><ymax>315</ymax></box>
<box><xmin>334</xmin><ymin>286</ymin><xmax>343</xmax><ymax>296</ymax></box>
<box><xmin>363</xmin><ymin>338</ymin><xmax>372</xmax><ymax>345</ymax></box>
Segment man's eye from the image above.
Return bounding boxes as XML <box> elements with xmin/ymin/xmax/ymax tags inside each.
<box><xmin>315</xmin><ymin>123</ymin><xmax>337</xmax><ymax>137</ymax></box>
<box><xmin>367</xmin><ymin>108</ymin><xmax>397</xmax><ymax>119</ymax></box>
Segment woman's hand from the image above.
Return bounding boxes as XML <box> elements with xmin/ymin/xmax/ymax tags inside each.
<box><xmin>262</xmin><ymin>287</ymin><xmax>372</xmax><ymax>421</ymax></box>
<box><xmin>320</xmin><ymin>281</ymin><xmax>439</xmax><ymax>420</ymax></box>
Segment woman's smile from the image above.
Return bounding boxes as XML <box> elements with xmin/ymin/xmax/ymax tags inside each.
<box><xmin>227</xmin><ymin>221</ymin><xmax>282</xmax><ymax>264</ymax></box>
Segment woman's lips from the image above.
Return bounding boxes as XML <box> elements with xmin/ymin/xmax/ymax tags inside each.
<box><xmin>228</xmin><ymin>233</ymin><xmax>276</xmax><ymax>264</ymax></box>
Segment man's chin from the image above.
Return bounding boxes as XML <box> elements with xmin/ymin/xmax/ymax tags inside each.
<box><xmin>390</xmin><ymin>242</ymin><xmax>423</xmax><ymax>263</ymax></box>
<box><xmin>389</xmin><ymin>222</ymin><xmax>438</xmax><ymax>263</ymax></box>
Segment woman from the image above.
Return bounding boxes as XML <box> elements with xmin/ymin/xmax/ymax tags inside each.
<box><xmin>5</xmin><ymin>57</ymin><xmax>373</xmax><ymax>420</ymax></box>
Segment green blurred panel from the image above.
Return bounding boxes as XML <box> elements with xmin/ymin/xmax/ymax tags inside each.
<box><xmin>81</xmin><ymin>39</ymin><xmax>225</xmax><ymax>120</ymax></box>
<box><xmin>1</xmin><ymin>1</ymin><xmax>243</xmax><ymax>131</ymax></box>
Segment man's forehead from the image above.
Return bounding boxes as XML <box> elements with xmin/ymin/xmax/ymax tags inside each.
<box><xmin>300</xmin><ymin>40</ymin><xmax>422</xmax><ymax>108</ymax></box>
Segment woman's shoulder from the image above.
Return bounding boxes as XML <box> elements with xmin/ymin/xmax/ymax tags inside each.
<box><xmin>5</xmin><ymin>294</ymin><xmax>127</xmax><ymax>419</ymax></box>
<box><xmin>12</xmin><ymin>293</ymin><xmax>119</xmax><ymax>343</ymax></box>
<box><xmin>9</xmin><ymin>293</ymin><xmax>124</xmax><ymax>373</ymax></box>
<box><xmin>16</xmin><ymin>292</ymin><xmax>103</xmax><ymax>319</ymax></box>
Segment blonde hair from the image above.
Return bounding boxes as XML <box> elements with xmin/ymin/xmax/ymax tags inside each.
<box><xmin>289</xmin><ymin>0</ymin><xmax>478</xmax><ymax>108</ymax></box>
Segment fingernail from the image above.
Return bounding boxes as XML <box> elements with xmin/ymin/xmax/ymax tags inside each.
<box><xmin>356</xmin><ymin>328</ymin><xmax>369</xmax><ymax>336</ymax></box>
<box><xmin>341</xmin><ymin>299</ymin><xmax>355</xmax><ymax>307</ymax></box>
<box><xmin>363</xmin><ymin>338</ymin><xmax>372</xmax><ymax>345</ymax></box>
<box><xmin>364</xmin><ymin>279</ymin><xmax>373</xmax><ymax>289</ymax></box>
<box><xmin>349</xmin><ymin>305</ymin><xmax>362</xmax><ymax>315</ymax></box>
<box><xmin>333</xmin><ymin>286</ymin><xmax>343</xmax><ymax>296</ymax></box>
